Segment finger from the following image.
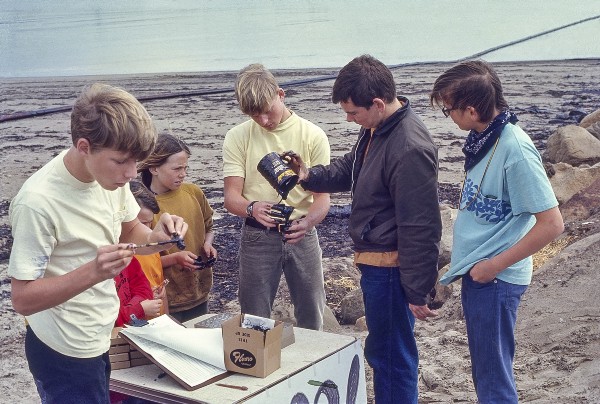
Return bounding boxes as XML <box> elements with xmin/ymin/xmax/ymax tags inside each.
<box><xmin>178</xmin><ymin>220</ymin><xmax>188</xmax><ymax>237</ymax></box>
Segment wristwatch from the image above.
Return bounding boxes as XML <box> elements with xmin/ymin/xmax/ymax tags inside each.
<box><xmin>246</xmin><ymin>201</ymin><xmax>258</xmax><ymax>218</ymax></box>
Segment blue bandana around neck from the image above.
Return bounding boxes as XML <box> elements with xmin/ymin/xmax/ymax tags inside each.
<box><xmin>462</xmin><ymin>110</ymin><xmax>518</xmax><ymax>171</ymax></box>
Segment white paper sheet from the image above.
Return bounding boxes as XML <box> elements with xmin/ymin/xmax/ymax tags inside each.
<box><xmin>119</xmin><ymin>315</ymin><xmax>227</xmax><ymax>388</ymax></box>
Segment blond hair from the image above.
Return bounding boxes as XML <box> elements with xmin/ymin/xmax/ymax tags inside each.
<box><xmin>70</xmin><ymin>83</ymin><xmax>157</xmax><ymax>161</ymax></box>
<box><xmin>234</xmin><ymin>63</ymin><xmax>279</xmax><ymax>115</ymax></box>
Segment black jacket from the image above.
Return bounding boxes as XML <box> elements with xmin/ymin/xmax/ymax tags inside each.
<box><xmin>303</xmin><ymin>97</ymin><xmax>441</xmax><ymax>305</ymax></box>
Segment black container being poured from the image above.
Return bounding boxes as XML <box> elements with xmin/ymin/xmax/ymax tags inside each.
<box><xmin>256</xmin><ymin>152</ymin><xmax>299</xmax><ymax>200</ymax></box>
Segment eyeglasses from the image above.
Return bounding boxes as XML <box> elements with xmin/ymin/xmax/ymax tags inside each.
<box><xmin>441</xmin><ymin>106</ymin><xmax>456</xmax><ymax>118</ymax></box>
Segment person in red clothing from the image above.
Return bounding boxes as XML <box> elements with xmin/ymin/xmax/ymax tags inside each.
<box><xmin>114</xmin><ymin>256</ymin><xmax>163</xmax><ymax>327</ymax></box>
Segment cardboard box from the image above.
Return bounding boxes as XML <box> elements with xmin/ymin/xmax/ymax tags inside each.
<box><xmin>195</xmin><ymin>313</ymin><xmax>295</xmax><ymax>349</ymax></box>
<box><xmin>222</xmin><ymin>314</ymin><xmax>283</xmax><ymax>378</ymax></box>
<box><xmin>281</xmin><ymin>322</ymin><xmax>295</xmax><ymax>349</ymax></box>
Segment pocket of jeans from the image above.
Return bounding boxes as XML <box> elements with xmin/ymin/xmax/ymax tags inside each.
<box><xmin>466</xmin><ymin>271</ymin><xmax>494</xmax><ymax>289</ymax></box>
<box><xmin>241</xmin><ymin>228</ymin><xmax>264</xmax><ymax>243</ymax></box>
<box><xmin>502</xmin><ymin>283</ymin><xmax>527</xmax><ymax>313</ymax></box>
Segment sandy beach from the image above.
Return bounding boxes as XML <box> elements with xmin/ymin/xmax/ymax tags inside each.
<box><xmin>1</xmin><ymin>59</ymin><xmax>600</xmax><ymax>403</ymax></box>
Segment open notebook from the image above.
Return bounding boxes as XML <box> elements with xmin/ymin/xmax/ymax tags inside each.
<box><xmin>119</xmin><ymin>315</ymin><xmax>229</xmax><ymax>390</ymax></box>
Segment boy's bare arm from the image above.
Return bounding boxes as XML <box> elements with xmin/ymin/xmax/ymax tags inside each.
<box><xmin>202</xmin><ymin>231</ymin><xmax>217</xmax><ymax>259</ymax></box>
<box><xmin>223</xmin><ymin>176</ymin><xmax>250</xmax><ymax>217</ymax></box>
<box><xmin>11</xmin><ymin>244</ymin><xmax>134</xmax><ymax>316</ymax></box>
<box><xmin>470</xmin><ymin>206</ymin><xmax>564</xmax><ymax>283</ymax></box>
<box><xmin>224</xmin><ymin>176</ymin><xmax>278</xmax><ymax>228</ymax></box>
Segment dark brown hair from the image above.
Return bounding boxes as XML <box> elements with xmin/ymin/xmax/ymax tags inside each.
<box><xmin>332</xmin><ymin>54</ymin><xmax>397</xmax><ymax>108</ymax></box>
<box><xmin>430</xmin><ymin>60</ymin><xmax>509</xmax><ymax>122</ymax></box>
<box><xmin>129</xmin><ymin>179</ymin><xmax>160</xmax><ymax>214</ymax></box>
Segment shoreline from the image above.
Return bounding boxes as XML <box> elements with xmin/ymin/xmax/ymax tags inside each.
<box><xmin>1</xmin><ymin>57</ymin><xmax>599</xmax><ymax>82</ymax></box>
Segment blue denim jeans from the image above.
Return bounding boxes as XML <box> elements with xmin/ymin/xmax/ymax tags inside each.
<box><xmin>26</xmin><ymin>326</ymin><xmax>111</xmax><ymax>404</ymax></box>
<box><xmin>358</xmin><ymin>264</ymin><xmax>418</xmax><ymax>404</ymax></box>
<box><xmin>238</xmin><ymin>225</ymin><xmax>325</xmax><ymax>330</ymax></box>
<box><xmin>462</xmin><ymin>274</ymin><xmax>528</xmax><ymax>404</ymax></box>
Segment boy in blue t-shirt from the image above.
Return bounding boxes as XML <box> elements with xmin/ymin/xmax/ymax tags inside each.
<box><xmin>430</xmin><ymin>60</ymin><xmax>564</xmax><ymax>403</ymax></box>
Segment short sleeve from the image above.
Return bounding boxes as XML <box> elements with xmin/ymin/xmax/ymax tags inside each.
<box><xmin>506</xmin><ymin>157</ymin><xmax>558</xmax><ymax>215</ymax></box>
<box><xmin>8</xmin><ymin>203</ymin><xmax>55</xmax><ymax>280</ymax></box>
<box><xmin>222</xmin><ymin>127</ymin><xmax>248</xmax><ymax>178</ymax></box>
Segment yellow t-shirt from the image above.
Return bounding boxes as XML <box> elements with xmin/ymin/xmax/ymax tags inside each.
<box><xmin>153</xmin><ymin>183</ymin><xmax>214</xmax><ymax>312</ymax></box>
<box><xmin>223</xmin><ymin>111</ymin><xmax>330</xmax><ymax>220</ymax></box>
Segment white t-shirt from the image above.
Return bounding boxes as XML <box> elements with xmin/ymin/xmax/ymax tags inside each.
<box><xmin>8</xmin><ymin>150</ymin><xmax>140</xmax><ymax>357</ymax></box>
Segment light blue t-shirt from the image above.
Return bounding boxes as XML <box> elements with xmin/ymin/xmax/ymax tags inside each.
<box><xmin>440</xmin><ymin>123</ymin><xmax>558</xmax><ymax>286</ymax></box>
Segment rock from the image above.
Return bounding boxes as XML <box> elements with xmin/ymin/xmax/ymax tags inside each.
<box><xmin>517</xmin><ymin>231</ymin><xmax>600</xmax><ymax>396</ymax></box>
<box><xmin>322</xmin><ymin>256</ymin><xmax>360</xmax><ymax>282</ymax></box>
<box><xmin>587</xmin><ymin>121</ymin><xmax>600</xmax><ymax>141</ymax></box>
<box><xmin>439</xmin><ymin>205</ymin><xmax>456</xmax><ymax>270</ymax></box>
<box><xmin>559</xmin><ymin>176</ymin><xmax>600</xmax><ymax>223</ymax></box>
<box><xmin>354</xmin><ymin>316</ymin><xmax>368</xmax><ymax>331</ymax></box>
<box><xmin>271</xmin><ymin>302</ymin><xmax>295</xmax><ymax>324</ymax></box>
<box><xmin>271</xmin><ymin>301</ymin><xmax>340</xmax><ymax>332</ymax></box>
<box><xmin>429</xmin><ymin>280</ymin><xmax>453</xmax><ymax>310</ymax></box>
<box><xmin>322</xmin><ymin>305</ymin><xmax>341</xmax><ymax>333</ymax></box>
<box><xmin>548</xmin><ymin>162</ymin><xmax>600</xmax><ymax>204</ymax></box>
<box><xmin>543</xmin><ymin>125</ymin><xmax>600</xmax><ymax>166</ymax></box>
<box><xmin>339</xmin><ymin>287</ymin><xmax>365</xmax><ymax>325</ymax></box>
<box><xmin>223</xmin><ymin>299</ymin><xmax>241</xmax><ymax>313</ymax></box>
<box><xmin>579</xmin><ymin>107</ymin><xmax>600</xmax><ymax>128</ymax></box>
<box><xmin>421</xmin><ymin>369</ymin><xmax>441</xmax><ymax>390</ymax></box>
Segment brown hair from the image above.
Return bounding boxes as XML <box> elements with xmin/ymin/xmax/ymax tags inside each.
<box><xmin>430</xmin><ymin>60</ymin><xmax>509</xmax><ymax>122</ymax></box>
<box><xmin>70</xmin><ymin>83</ymin><xmax>156</xmax><ymax>161</ymax></box>
<box><xmin>332</xmin><ymin>54</ymin><xmax>397</xmax><ymax>108</ymax></box>
<box><xmin>129</xmin><ymin>179</ymin><xmax>160</xmax><ymax>214</ymax></box>
<box><xmin>235</xmin><ymin>63</ymin><xmax>280</xmax><ymax>115</ymax></box>
<box><xmin>137</xmin><ymin>132</ymin><xmax>191</xmax><ymax>188</ymax></box>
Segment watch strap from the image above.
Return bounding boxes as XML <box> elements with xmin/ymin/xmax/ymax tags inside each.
<box><xmin>246</xmin><ymin>201</ymin><xmax>258</xmax><ymax>218</ymax></box>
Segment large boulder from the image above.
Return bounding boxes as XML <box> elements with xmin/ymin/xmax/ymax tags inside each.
<box><xmin>516</xmin><ymin>231</ymin><xmax>600</xmax><ymax>399</ymax></box>
<box><xmin>578</xmin><ymin>107</ymin><xmax>600</xmax><ymax>129</ymax></box>
<box><xmin>339</xmin><ymin>287</ymin><xmax>365</xmax><ymax>325</ymax></box>
<box><xmin>558</xmin><ymin>176</ymin><xmax>600</xmax><ymax>223</ymax></box>
<box><xmin>548</xmin><ymin>162</ymin><xmax>600</xmax><ymax>204</ymax></box>
<box><xmin>587</xmin><ymin>121</ymin><xmax>600</xmax><ymax>141</ymax></box>
<box><xmin>543</xmin><ymin>125</ymin><xmax>600</xmax><ymax>166</ymax></box>
<box><xmin>271</xmin><ymin>301</ymin><xmax>341</xmax><ymax>332</ymax></box>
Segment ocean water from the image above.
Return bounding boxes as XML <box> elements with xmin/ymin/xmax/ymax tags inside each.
<box><xmin>1</xmin><ymin>0</ymin><xmax>599</xmax><ymax>78</ymax></box>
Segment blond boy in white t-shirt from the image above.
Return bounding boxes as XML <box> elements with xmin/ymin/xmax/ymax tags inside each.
<box><xmin>8</xmin><ymin>83</ymin><xmax>188</xmax><ymax>403</ymax></box>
